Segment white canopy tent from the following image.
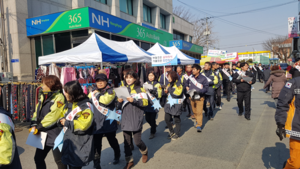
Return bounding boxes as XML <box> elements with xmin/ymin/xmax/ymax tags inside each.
<box><xmin>147</xmin><ymin>43</ymin><xmax>200</xmax><ymax>65</ymax></box>
<box><xmin>38</xmin><ymin>33</ymin><xmax>152</xmax><ymax>65</ymax></box>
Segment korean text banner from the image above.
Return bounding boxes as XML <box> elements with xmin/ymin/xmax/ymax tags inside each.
<box><xmin>288</xmin><ymin>17</ymin><xmax>298</xmax><ymax>38</ymax></box>
<box><xmin>152</xmin><ymin>55</ymin><xmax>178</xmax><ymax>67</ymax></box>
<box><xmin>224</xmin><ymin>52</ymin><xmax>238</xmax><ymax>61</ymax></box>
<box><xmin>208</xmin><ymin>50</ymin><xmax>227</xmax><ymax>59</ymax></box>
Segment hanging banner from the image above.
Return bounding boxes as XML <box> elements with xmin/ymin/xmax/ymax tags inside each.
<box><xmin>224</xmin><ymin>52</ymin><xmax>239</xmax><ymax>62</ymax></box>
<box><xmin>208</xmin><ymin>50</ymin><xmax>227</xmax><ymax>59</ymax></box>
<box><xmin>151</xmin><ymin>54</ymin><xmax>178</xmax><ymax>67</ymax></box>
<box><xmin>288</xmin><ymin>17</ymin><xmax>298</xmax><ymax>38</ymax></box>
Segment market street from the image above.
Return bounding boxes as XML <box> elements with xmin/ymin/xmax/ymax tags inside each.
<box><xmin>15</xmin><ymin>82</ymin><xmax>289</xmax><ymax>169</ymax></box>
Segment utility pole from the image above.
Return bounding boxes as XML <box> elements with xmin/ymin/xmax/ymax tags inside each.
<box><xmin>203</xmin><ymin>16</ymin><xmax>211</xmax><ymax>56</ymax></box>
<box><xmin>0</xmin><ymin>0</ymin><xmax>7</xmax><ymax>72</ymax></box>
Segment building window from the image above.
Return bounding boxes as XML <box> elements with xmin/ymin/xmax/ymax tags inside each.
<box><xmin>112</xmin><ymin>35</ymin><xmax>127</xmax><ymax>41</ymax></box>
<box><xmin>95</xmin><ymin>0</ymin><xmax>107</xmax><ymax>4</ymax></box>
<box><xmin>141</xmin><ymin>42</ymin><xmax>151</xmax><ymax>51</ymax></box>
<box><xmin>35</xmin><ymin>36</ymin><xmax>42</xmax><ymax>66</ymax></box>
<box><xmin>96</xmin><ymin>31</ymin><xmax>110</xmax><ymax>39</ymax></box>
<box><xmin>72</xmin><ymin>30</ymin><xmax>89</xmax><ymax>47</ymax></box>
<box><xmin>55</xmin><ymin>32</ymin><xmax>71</xmax><ymax>53</ymax></box>
<box><xmin>160</xmin><ymin>13</ymin><xmax>166</xmax><ymax>29</ymax></box>
<box><xmin>120</xmin><ymin>0</ymin><xmax>133</xmax><ymax>15</ymax></box>
<box><xmin>189</xmin><ymin>36</ymin><xmax>193</xmax><ymax>42</ymax></box>
<box><xmin>173</xmin><ymin>30</ymin><xmax>184</xmax><ymax>40</ymax></box>
<box><xmin>143</xmin><ymin>4</ymin><xmax>152</xmax><ymax>23</ymax></box>
<box><xmin>42</xmin><ymin>35</ymin><xmax>54</xmax><ymax>55</ymax></box>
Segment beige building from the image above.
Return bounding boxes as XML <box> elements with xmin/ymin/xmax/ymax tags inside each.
<box><xmin>2</xmin><ymin>0</ymin><xmax>201</xmax><ymax>81</ymax></box>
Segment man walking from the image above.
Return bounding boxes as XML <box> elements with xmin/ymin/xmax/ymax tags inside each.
<box><xmin>231</xmin><ymin>64</ymin><xmax>238</xmax><ymax>94</ymax></box>
<box><xmin>201</xmin><ymin>62</ymin><xmax>218</xmax><ymax>120</ymax></box>
<box><xmin>263</xmin><ymin>65</ymin><xmax>271</xmax><ymax>93</ymax></box>
<box><xmin>233</xmin><ymin>62</ymin><xmax>256</xmax><ymax>120</ymax></box>
<box><xmin>257</xmin><ymin>63</ymin><xmax>264</xmax><ymax>83</ymax></box>
<box><xmin>212</xmin><ymin>62</ymin><xmax>223</xmax><ymax>109</ymax></box>
<box><xmin>182</xmin><ymin>65</ymin><xmax>195</xmax><ymax>119</ymax></box>
<box><xmin>275</xmin><ymin>77</ymin><xmax>300</xmax><ymax>169</ymax></box>
<box><xmin>221</xmin><ymin>63</ymin><xmax>232</xmax><ymax>102</ymax></box>
<box><xmin>186</xmin><ymin>64</ymin><xmax>209</xmax><ymax>132</ymax></box>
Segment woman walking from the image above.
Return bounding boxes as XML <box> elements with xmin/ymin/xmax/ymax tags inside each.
<box><xmin>263</xmin><ymin>65</ymin><xmax>287</xmax><ymax>106</ymax></box>
<box><xmin>59</xmin><ymin>81</ymin><xmax>95</xmax><ymax>169</ymax></box>
<box><xmin>117</xmin><ymin>71</ymin><xmax>149</xmax><ymax>169</ymax></box>
<box><xmin>31</xmin><ymin>75</ymin><xmax>67</xmax><ymax>169</ymax></box>
<box><xmin>144</xmin><ymin>69</ymin><xmax>162</xmax><ymax>139</ymax></box>
<box><xmin>164</xmin><ymin>71</ymin><xmax>184</xmax><ymax>140</ymax></box>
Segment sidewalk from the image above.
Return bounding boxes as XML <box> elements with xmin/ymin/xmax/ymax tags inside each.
<box><xmin>15</xmin><ymin>82</ymin><xmax>289</xmax><ymax>169</ymax></box>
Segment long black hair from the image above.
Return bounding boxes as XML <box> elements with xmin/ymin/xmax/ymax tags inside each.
<box><xmin>64</xmin><ymin>81</ymin><xmax>87</xmax><ymax>103</ymax></box>
<box><xmin>124</xmin><ymin>70</ymin><xmax>141</xmax><ymax>87</ymax></box>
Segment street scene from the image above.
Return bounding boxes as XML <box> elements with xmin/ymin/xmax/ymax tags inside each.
<box><xmin>0</xmin><ymin>0</ymin><xmax>299</xmax><ymax>169</ymax></box>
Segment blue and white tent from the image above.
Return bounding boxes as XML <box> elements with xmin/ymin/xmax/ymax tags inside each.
<box><xmin>147</xmin><ymin>43</ymin><xmax>200</xmax><ymax>65</ymax></box>
<box><xmin>38</xmin><ymin>33</ymin><xmax>152</xmax><ymax>65</ymax></box>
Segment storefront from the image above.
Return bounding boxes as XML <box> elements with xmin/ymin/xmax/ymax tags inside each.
<box><xmin>26</xmin><ymin>7</ymin><xmax>175</xmax><ymax>66</ymax></box>
<box><xmin>169</xmin><ymin>40</ymin><xmax>203</xmax><ymax>60</ymax></box>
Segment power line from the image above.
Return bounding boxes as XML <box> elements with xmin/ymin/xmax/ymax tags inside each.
<box><xmin>177</xmin><ymin>0</ymin><xmax>286</xmax><ymax>37</ymax></box>
<box><xmin>220</xmin><ymin>43</ymin><xmax>265</xmax><ymax>49</ymax></box>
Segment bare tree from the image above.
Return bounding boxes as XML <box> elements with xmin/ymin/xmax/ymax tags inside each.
<box><xmin>263</xmin><ymin>35</ymin><xmax>290</xmax><ymax>63</ymax></box>
<box><xmin>173</xmin><ymin>6</ymin><xmax>218</xmax><ymax>55</ymax></box>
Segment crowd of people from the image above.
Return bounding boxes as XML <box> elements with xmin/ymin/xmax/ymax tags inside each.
<box><xmin>1</xmin><ymin>59</ymin><xmax>300</xmax><ymax>169</ymax></box>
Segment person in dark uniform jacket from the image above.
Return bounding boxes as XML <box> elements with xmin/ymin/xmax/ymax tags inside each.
<box><xmin>232</xmin><ymin>62</ymin><xmax>256</xmax><ymax>120</ymax></box>
<box><xmin>289</xmin><ymin>58</ymin><xmax>300</xmax><ymax>78</ymax></box>
<box><xmin>117</xmin><ymin>71</ymin><xmax>149</xmax><ymax>169</ymax></box>
<box><xmin>164</xmin><ymin>71</ymin><xmax>184</xmax><ymax>140</ymax></box>
<box><xmin>144</xmin><ymin>69</ymin><xmax>162</xmax><ymax>139</ymax></box>
<box><xmin>221</xmin><ymin>63</ymin><xmax>232</xmax><ymax>102</ymax></box>
<box><xmin>275</xmin><ymin>77</ymin><xmax>300</xmax><ymax>169</ymax></box>
<box><xmin>0</xmin><ymin>107</ymin><xmax>22</xmax><ymax>169</ymax></box>
<box><xmin>30</xmin><ymin>75</ymin><xmax>67</xmax><ymax>169</ymax></box>
<box><xmin>88</xmin><ymin>74</ymin><xmax>121</xmax><ymax>169</ymax></box>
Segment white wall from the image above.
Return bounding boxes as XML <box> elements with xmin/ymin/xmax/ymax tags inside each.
<box><xmin>27</xmin><ymin>0</ymin><xmax>72</xmax><ymax>18</ymax></box>
<box><xmin>173</xmin><ymin>15</ymin><xmax>193</xmax><ymax>37</ymax></box>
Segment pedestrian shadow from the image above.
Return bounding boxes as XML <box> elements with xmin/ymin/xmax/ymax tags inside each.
<box><xmin>232</xmin><ymin>106</ymin><xmax>240</xmax><ymax>115</ymax></box>
<box><xmin>261</xmin><ymin>101</ymin><xmax>276</xmax><ymax>109</ymax></box>
<box><xmin>17</xmin><ymin>146</ymin><xmax>25</xmax><ymax>155</ymax></box>
<box><xmin>262</xmin><ymin>142</ymin><xmax>289</xmax><ymax>169</ymax></box>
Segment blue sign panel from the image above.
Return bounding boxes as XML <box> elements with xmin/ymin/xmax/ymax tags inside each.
<box><xmin>89</xmin><ymin>8</ymin><xmax>131</xmax><ymax>34</ymax></box>
<box><xmin>11</xmin><ymin>59</ymin><xmax>19</xmax><ymax>63</ymax></box>
<box><xmin>169</xmin><ymin>40</ymin><xmax>183</xmax><ymax>49</ymax></box>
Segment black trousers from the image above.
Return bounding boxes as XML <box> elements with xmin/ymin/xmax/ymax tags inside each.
<box><xmin>68</xmin><ymin>166</ymin><xmax>81</xmax><ymax>169</ymax></box>
<box><xmin>145</xmin><ymin>112</ymin><xmax>157</xmax><ymax>134</ymax></box>
<box><xmin>237</xmin><ymin>91</ymin><xmax>251</xmax><ymax>118</ymax></box>
<box><xmin>93</xmin><ymin>131</ymin><xmax>121</xmax><ymax>168</ymax></box>
<box><xmin>183</xmin><ymin>94</ymin><xmax>193</xmax><ymax>115</ymax></box>
<box><xmin>160</xmin><ymin>95</ymin><xmax>167</xmax><ymax>107</ymax></box>
<box><xmin>214</xmin><ymin>87</ymin><xmax>221</xmax><ymax>106</ymax></box>
<box><xmin>231</xmin><ymin>82</ymin><xmax>236</xmax><ymax>93</ymax></box>
<box><xmin>264</xmin><ymin>80</ymin><xmax>270</xmax><ymax>91</ymax></box>
<box><xmin>123</xmin><ymin>130</ymin><xmax>147</xmax><ymax>157</ymax></box>
<box><xmin>204</xmin><ymin>94</ymin><xmax>215</xmax><ymax>116</ymax></box>
<box><xmin>223</xmin><ymin>80</ymin><xmax>231</xmax><ymax>101</ymax></box>
<box><xmin>165</xmin><ymin>113</ymin><xmax>181</xmax><ymax>136</ymax></box>
<box><xmin>258</xmin><ymin>73</ymin><xmax>264</xmax><ymax>82</ymax></box>
<box><xmin>34</xmin><ymin>145</ymin><xmax>67</xmax><ymax>169</ymax></box>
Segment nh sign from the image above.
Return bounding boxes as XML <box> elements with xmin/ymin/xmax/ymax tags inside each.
<box><xmin>32</xmin><ymin>19</ymin><xmax>41</xmax><ymax>25</ymax></box>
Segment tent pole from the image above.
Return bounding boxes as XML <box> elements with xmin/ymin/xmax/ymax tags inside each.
<box><xmin>164</xmin><ymin>65</ymin><xmax>166</xmax><ymax>85</ymax></box>
<box><xmin>101</xmin><ymin>62</ymin><xmax>103</xmax><ymax>69</ymax></box>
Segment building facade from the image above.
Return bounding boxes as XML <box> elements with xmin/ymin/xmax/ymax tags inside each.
<box><xmin>2</xmin><ymin>0</ymin><xmax>203</xmax><ymax>81</ymax></box>
<box><xmin>238</xmin><ymin>51</ymin><xmax>271</xmax><ymax>61</ymax></box>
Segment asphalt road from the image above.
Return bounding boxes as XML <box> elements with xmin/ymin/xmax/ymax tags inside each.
<box><xmin>15</xmin><ymin>82</ymin><xmax>290</xmax><ymax>169</ymax></box>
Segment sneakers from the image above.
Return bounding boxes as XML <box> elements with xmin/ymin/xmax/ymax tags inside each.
<box><xmin>197</xmin><ymin>127</ymin><xmax>202</xmax><ymax>132</ymax></box>
<box><xmin>219</xmin><ymin>106</ymin><xmax>222</xmax><ymax>109</ymax></box>
<box><xmin>168</xmin><ymin>132</ymin><xmax>175</xmax><ymax>139</ymax></box>
<box><xmin>171</xmin><ymin>134</ymin><xmax>179</xmax><ymax>140</ymax></box>
<box><xmin>216</xmin><ymin>106</ymin><xmax>220</xmax><ymax>109</ymax></box>
<box><xmin>191</xmin><ymin>115</ymin><xmax>196</xmax><ymax>119</ymax></box>
<box><xmin>149</xmin><ymin>134</ymin><xmax>155</xmax><ymax>139</ymax></box>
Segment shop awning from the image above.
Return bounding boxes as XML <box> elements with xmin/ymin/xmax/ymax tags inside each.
<box><xmin>38</xmin><ymin>33</ymin><xmax>152</xmax><ymax>65</ymax></box>
<box><xmin>147</xmin><ymin>43</ymin><xmax>200</xmax><ymax>65</ymax></box>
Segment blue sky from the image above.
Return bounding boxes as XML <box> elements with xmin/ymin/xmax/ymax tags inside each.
<box><xmin>173</xmin><ymin>0</ymin><xmax>298</xmax><ymax>53</ymax></box>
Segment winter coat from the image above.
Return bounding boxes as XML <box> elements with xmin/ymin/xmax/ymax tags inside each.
<box><xmin>59</xmin><ymin>98</ymin><xmax>95</xmax><ymax>167</ymax></box>
<box><xmin>289</xmin><ymin>67</ymin><xmax>300</xmax><ymax>79</ymax></box>
<box><xmin>143</xmin><ymin>81</ymin><xmax>162</xmax><ymax>113</ymax></box>
<box><xmin>186</xmin><ymin>73</ymin><xmax>209</xmax><ymax>97</ymax></box>
<box><xmin>118</xmin><ymin>84</ymin><xmax>148</xmax><ymax>132</ymax></box>
<box><xmin>214</xmin><ymin>69</ymin><xmax>223</xmax><ymax>88</ymax></box>
<box><xmin>201</xmin><ymin>69</ymin><xmax>218</xmax><ymax>95</ymax></box>
<box><xmin>275</xmin><ymin>78</ymin><xmax>300</xmax><ymax>141</ymax></box>
<box><xmin>88</xmin><ymin>85</ymin><xmax>117</xmax><ymax>134</ymax></box>
<box><xmin>263</xmin><ymin>70</ymin><xmax>287</xmax><ymax>99</ymax></box>
<box><xmin>164</xmin><ymin>80</ymin><xmax>184</xmax><ymax>116</ymax></box>
<box><xmin>31</xmin><ymin>91</ymin><xmax>65</xmax><ymax>147</ymax></box>
<box><xmin>0</xmin><ymin>107</ymin><xmax>22</xmax><ymax>169</ymax></box>
<box><xmin>232</xmin><ymin>71</ymin><xmax>256</xmax><ymax>92</ymax></box>
<box><xmin>263</xmin><ymin>69</ymin><xmax>271</xmax><ymax>81</ymax></box>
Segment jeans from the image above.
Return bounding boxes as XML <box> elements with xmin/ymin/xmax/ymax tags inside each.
<box><xmin>145</xmin><ymin>112</ymin><xmax>157</xmax><ymax>134</ymax></box>
<box><xmin>93</xmin><ymin>131</ymin><xmax>120</xmax><ymax>168</ymax></box>
<box><xmin>165</xmin><ymin>113</ymin><xmax>181</xmax><ymax>136</ymax></box>
<box><xmin>34</xmin><ymin>146</ymin><xmax>67</xmax><ymax>169</ymax></box>
<box><xmin>204</xmin><ymin>94</ymin><xmax>215</xmax><ymax>116</ymax></box>
<box><xmin>123</xmin><ymin>130</ymin><xmax>147</xmax><ymax>157</ymax></box>
<box><xmin>237</xmin><ymin>91</ymin><xmax>251</xmax><ymax>118</ymax></box>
